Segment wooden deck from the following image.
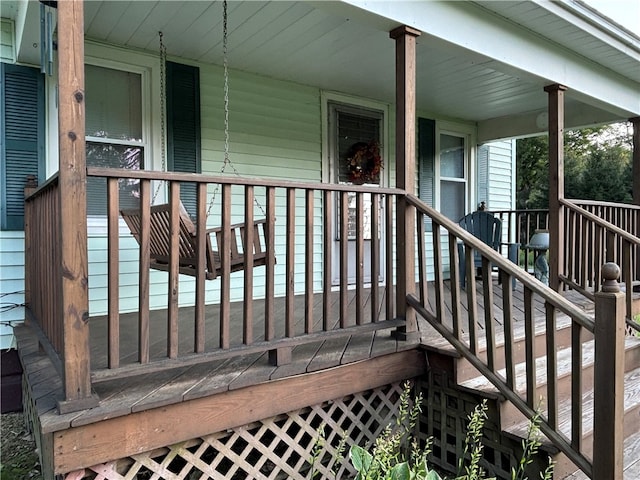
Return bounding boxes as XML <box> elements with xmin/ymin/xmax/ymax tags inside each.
<box><xmin>16</xmin><ymin>277</ymin><xmax>601</xmax><ymax>476</ymax></box>
<box><xmin>18</xmin><ymin>278</ymin><xmax>595</xmax><ymax>431</ymax></box>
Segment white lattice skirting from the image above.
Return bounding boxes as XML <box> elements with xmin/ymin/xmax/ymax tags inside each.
<box><xmin>64</xmin><ymin>382</ymin><xmax>406</xmax><ymax>480</ymax></box>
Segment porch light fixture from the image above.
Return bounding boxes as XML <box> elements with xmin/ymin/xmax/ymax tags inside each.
<box><xmin>526</xmin><ymin>230</ymin><xmax>550</xmax><ymax>285</ymax></box>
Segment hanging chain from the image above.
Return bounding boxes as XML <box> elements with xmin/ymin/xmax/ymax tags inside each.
<box><xmin>152</xmin><ymin>31</ymin><xmax>168</xmax><ymax>204</ymax></box>
<box><xmin>208</xmin><ymin>0</ymin><xmax>266</xmax><ymax>218</ymax></box>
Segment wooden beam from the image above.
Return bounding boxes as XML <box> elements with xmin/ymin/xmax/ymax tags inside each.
<box><xmin>52</xmin><ymin>350</ymin><xmax>427</xmax><ymax>474</ymax></box>
<box><xmin>56</xmin><ymin>0</ymin><xmax>97</xmax><ymax>413</ymax></box>
<box><xmin>631</xmin><ymin>117</ymin><xmax>640</xmax><ymax>206</ymax></box>
<box><xmin>390</xmin><ymin>25</ymin><xmax>421</xmax><ymax>339</ymax></box>
<box><xmin>545</xmin><ymin>84</ymin><xmax>567</xmax><ymax>293</ymax></box>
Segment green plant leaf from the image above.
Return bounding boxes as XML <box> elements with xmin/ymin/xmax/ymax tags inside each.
<box><xmin>388</xmin><ymin>462</ymin><xmax>410</xmax><ymax>480</ymax></box>
<box><xmin>350</xmin><ymin>445</ymin><xmax>373</xmax><ymax>473</ymax></box>
<box><xmin>425</xmin><ymin>470</ymin><xmax>443</xmax><ymax>480</ymax></box>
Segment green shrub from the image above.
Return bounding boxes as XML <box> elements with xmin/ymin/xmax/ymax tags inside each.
<box><xmin>309</xmin><ymin>381</ymin><xmax>554</xmax><ymax>480</ymax></box>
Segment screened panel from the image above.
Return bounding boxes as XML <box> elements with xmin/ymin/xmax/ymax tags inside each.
<box><xmin>441</xmin><ymin>181</ymin><xmax>466</xmax><ymax>223</ymax></box>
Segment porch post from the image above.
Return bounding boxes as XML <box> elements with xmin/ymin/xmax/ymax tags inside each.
<box><xmin>57</xmin><ymin>0</ymin><xmax>96</xmax><ymax>412</ymax></box>
<box><xmin>544</xmin><ymin>84</ymin><xmax>567</xmax><ymax>293</ymax></box>
<box><xmin>390</xmin><ymin>25</ymin><xmax>420</xmax><ymax>338</ymax></box>
<box><xmin>593</xmin><ymin>263</ymin><xmax>625</xmax><ymax>479</ymax></box>
<box><xmin>631</xmin><ymin>117</ymin><xmax>640</xmax><ymax>206</ymax></box>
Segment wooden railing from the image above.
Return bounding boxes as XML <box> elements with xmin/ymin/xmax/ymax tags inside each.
<box><xmin>560</xmin><ymin>198</ymin><xmax>640</xmax><ymax>322</ymax></box>
<box><xmin>489</xmin><ymin>208</ymin><xmax>549</xmax><ymax>269</ymax></box>
<box><xmin>82</xmin><ymin>168</ymin><xmax>403</xmax><ymax>380</ymax></box>
<box><xmin>24</xmin><ymin>174</ymin><xmax>64</xmax><ymax>364</ymax></box>
<box><xmin>406</xmin><ymin>193</ymin><xmax>625</xmax><ymax>479</ymax></box>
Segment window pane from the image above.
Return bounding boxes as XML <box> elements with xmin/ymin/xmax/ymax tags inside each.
<box><xmin>440</xmin><ymin>134</ymin><xmax>464</xmax><ymax>178</ymax></box>
<box><xmin>86</xmin><ymin>65</ymin><xmax>142</xmax><ymax>141</ymax></box>
<box><xmin>441</xmin><ymin>180</ymin><xmax>465</xmax><ymax>222</ymax></box>
<box><xmin>86</xmin><ymin>143</ymin><xmax>143</xmax><ymax>215</ymax></box>
<box><xmin>336</xmin><ymin>111</ymin><xmax>381</xmax><ymax>185</ymax></box>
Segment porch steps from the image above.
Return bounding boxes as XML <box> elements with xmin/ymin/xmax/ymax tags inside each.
<box><xmin>420</xmin><ymin>317</ymin><xmax>640</xmax><ymax>478</ymax></box>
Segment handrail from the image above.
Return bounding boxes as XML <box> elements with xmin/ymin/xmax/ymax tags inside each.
<box><xmin>568</xmin><ymin>198</ymin><xmax>640</xmax><ymax>211</ymax></box>
<box><xmin>405</xmin><ymin>193</ymin><xmax>597</xmax><ymax>476</ymax></box>
<box><xmin>87</xmin><ymin>167</ymin><xmax>403</xmax><ymax>196</ymax></box>
<box><xmin>24</xmin><ymin>172</ymin><xmax>59</xmax><ymax>202</ymax></box>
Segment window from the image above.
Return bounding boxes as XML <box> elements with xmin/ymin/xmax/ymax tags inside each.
<box><xmin>1</xmin><ymin>64</ymin><xmax>45</xmax><ymax>230</ymax></box>
<box><xmin>439</xmin><ymin>133</ymin><xmax>466</xmax><ymax>222</ymax></box>
<box><xmin>85</xmin><ymin>64</ymin><xmax>144</xmax><ymax>215</ymax></box>
<box><xmin>419</xmin><ymin>118</ymin><xmax>471</xmax><ymax>226</ymax></box>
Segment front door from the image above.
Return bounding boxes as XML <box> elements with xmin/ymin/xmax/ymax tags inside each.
<box><xmin>327</xmin><ymin>102</ymin><xmax>385</xmax><ymax>286</ymax></box>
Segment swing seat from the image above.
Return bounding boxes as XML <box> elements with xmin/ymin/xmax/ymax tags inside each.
<box><xmin>120</xmin><ymin>202</ymin><xmax>269</xmax><ymax>280</ymax></box>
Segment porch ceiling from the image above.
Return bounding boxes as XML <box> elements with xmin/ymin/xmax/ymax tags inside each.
<box><xmin>13</xmin><ymin>0</ymin><xmax>640</xmax><ymax>141</ymax></box>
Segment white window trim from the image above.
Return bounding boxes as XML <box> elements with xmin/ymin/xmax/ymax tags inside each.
<box><xmin>320</xmin><ymin>91</ymin><xmax>390</xmax><ymax>186</ymax></box>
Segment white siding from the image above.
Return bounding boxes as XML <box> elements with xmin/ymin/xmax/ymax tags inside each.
<box><xmin>0</xmin><ymin>232</ymin><xmax>24</xmax><ymax>349</ymax></box>
<box><xmin>486</xmin><ymin>139</ymin><xmax>516</xmax><ymax>245</ymax></box>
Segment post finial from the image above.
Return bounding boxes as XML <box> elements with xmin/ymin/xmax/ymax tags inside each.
<box><xmin>601</xmin><ymin>262</ymin><xmax>620</xmax><ymax>293</ymax></box>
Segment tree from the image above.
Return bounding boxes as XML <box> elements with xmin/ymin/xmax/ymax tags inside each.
<box><xmin>516</xmin><ymin>122</ymin><xmax>632</xmax><ymax>208</ymax></box>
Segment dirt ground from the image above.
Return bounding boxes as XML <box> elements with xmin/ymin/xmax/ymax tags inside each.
<box><xmin>0</xmin><ymin>412</ymin><xmax>42</xmax><ymax>480</ymax></box>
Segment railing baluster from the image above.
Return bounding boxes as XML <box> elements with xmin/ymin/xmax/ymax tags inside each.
<box><xmin>219</xmin><ymin>183</ymin><xmax>231</xmax><ymax>349</ymax></box>
<box><xmin>524</xmin><ymin>287</ymin><xmax>536</xmax><ymax>408</ymax></box>
<box><xmin>371</xmin><ymin>193</ymin><xmax>380</xmax><ymax>323</ymax></box>
<box><xmin>195</xmin><ymin>182</ymin><xmax>207</xmax><ymax>353</ymax></box>
<box><xmin>356</xmin><ymin>192</ymin><xmax>364</xmax><ymax>326</ymax></box>
<box><xmin>481</xmin><ymin>257</ymin><xmax>496</xmax><ymax>373</ymax></box>
<box><xmin>448</xmin><ymin>233</ymin><xmax>461</xmax><ymax>340</ymax></box>
<box><xmin>138</xmin><ymin>179</ymin><xmax>151</xmax><ymax>363</ymax></box>
<box><xmin>417</xmin><ymin>211</ymin><xmax>427</xmax><ymax>305</ymax></box>
<box><xmin>322</xmin><ymin>190</ymin><xmax>332</xmax><ymax>331</ymax></box>
<box><xmin>265</xmin><ymin>186</ymin><xmax>276</xmax><ymax>339</ymax></box>
<box><xmin>571</xmin><ymin>319</ymin><xmax>583</xmax><ymax>450</ymax></box>
<box><xmin>244</xmin><ymin>185</ymin><xmax>255</xmax><ymax>345</ymax></box>
<box><xmin>501</xmin><ymin>270</ymin><xmax>515</xmax><ymax>390</ymax></box>
<box><xmin>465</xmin><ymin>244</ymin><xmax>478</xmax><ymax>355</ymax></box>
<box><xmin>339</xmin><ymin>191</ymin><xmax>349</xmax><ymax>328</ymax></box>
<box><xmin>305</xmin><ymin>189</ymin><xmax>314</xmax><ymax>333</ymax></box>
<box><xmin>432</xmin><ymin>224</ymin><xmax>445</xmax><ymax>325</ymax></box>
<box><xmin>286</xmin><ymin>187</ymin><xmax>296</xmax><ymax>337</ymax></box>
<box><xmin>168</xmin><ymin>182</ymin><xmax>180</xmax><ymax>359</ymax></box>
<box><xmin>386</xmin><ymin>194</ymin><xmax>394</xmax><ymax>322</ymax></box>
<box><xmin>545</xmin><ymin>302</ymin><xmax>558</xmax><ymax>429</ymax></box>
<box><xmin>107</xmin><ymin>177</ymin><xmax>120</xmax><ymax>368</ymax></box>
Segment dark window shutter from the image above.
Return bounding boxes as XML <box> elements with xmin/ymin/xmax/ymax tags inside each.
<box><xmin>418</xmin><ymin>118</ymin><xmax>435</xmax><ymax>231</ymax></box>
<box><xmin>1</xmin><ymin>64</ymin><xmax>45</xmax><ymax>230</ymax></box>
<box><xmin>477</xmin><ymin>144</ymin><xmax>489</xmax><ymax>209</ymax></box>
<box><xmin>166</xmin><ymin>61</ymin><xmax>201</xmax><ymax>217</ymax></box>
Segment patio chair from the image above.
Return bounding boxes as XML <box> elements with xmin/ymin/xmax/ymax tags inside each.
<box><xmin>457</xmin><ymin>210</ymin><xmax>518</xmax><ymax>289</ymax></box>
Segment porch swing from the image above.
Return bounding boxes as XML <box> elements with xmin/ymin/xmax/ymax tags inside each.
<box><xmin>120</xmin><ymin>1</ymin><xmax>271</xmax><ymax>280</ymax></box>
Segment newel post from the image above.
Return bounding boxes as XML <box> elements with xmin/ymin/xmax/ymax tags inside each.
<box><xmin>57</xmin><ymin>0</ymin><xmax>97</xmax><ymax>413</ymax></box>
<box><xmin>390</xmin><ymin>25</ymin><xmax>420</xmax><ymax>339</ymax></box>
<box><xmin>592</xmin><ymin>262</ymin><xmax>625</xmax><ymax>479</ymax></box>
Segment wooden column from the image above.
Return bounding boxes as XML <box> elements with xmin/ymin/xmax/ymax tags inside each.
<box><xmin>57</xmin><ymin>0</ymin><xmax>97</xmax><ymax>413</ymax></box>
<box><xmin>545</xmin><ymin>84</ymin><xmax>567</xmax><ymax>292</ymax></box>
<box><xmin>631</xmin><ymin>117</ymin><xmax>640</xmax><ymax>206</ymax></box>
<box><xmin>390</xmin><ymin>26</ymin><xmax>420</xmax><ymax>338</ymax></box>
<box><xmin>592</xmin><ymin>263</ymin><xmax>625</xmax><ymax>479</ymax></box>
<box><xmin>24</xmin><ymin>176</ymin><xmax>38</xmax><ymax>316</ymax></box>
